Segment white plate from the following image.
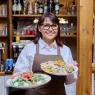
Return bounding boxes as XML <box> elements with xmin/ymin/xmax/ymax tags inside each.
<box><xmin>41</xmin><ymin>65</ymin><xmax>78</xmax><ymax>76</ymax></box>
<box><xmin>6</xmin><ymin>73</ymin><xmax>51</xmax><ymax>89</ymax></box>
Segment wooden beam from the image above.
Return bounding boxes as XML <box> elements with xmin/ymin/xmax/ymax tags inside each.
<box><xmin>77</xmin><ymin>0</ymin><xmax>93</xmax><ymax>95</ymax></box>
<box><xmin>7</xmin><ymin>0</ymin><xmax>13</xmax><ymax>58</ymax></box>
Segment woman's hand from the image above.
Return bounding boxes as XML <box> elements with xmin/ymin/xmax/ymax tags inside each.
<box><xmin>67</xmin><ymin>61</ymin><xmax>78</xmax><ymax>66</ymax></box>
<box><xmin>72</xmin><ymin>61</ymin><xmax>78</xmax><ymax>66</ymax></box>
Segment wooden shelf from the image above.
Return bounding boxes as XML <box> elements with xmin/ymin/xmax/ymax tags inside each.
<box><xmin>61</xmin><ymin>34</ymin><xmax>77</xmax><ymax>37</ymax></box>
<box><xmin>0</xmin><ymin>35</ymin><xmax>7</xmax><ymax>37</ymax></box>
<box><xmin>13</xmin><ymin>35</ymin><xmax>77</xmax><ymax>38</ymax></box>
<box><xmin>0</xmin><ymin>72</ymin><xmax>5</xmax><ymax>76</ymax></box>
<box><xmin>12</xmin><ymin>14</ymin><xmax>77</xmax><ymax>18</ymax></box>
<box><xmin>13</xmin><ymin>35</ymin><xmax>35</xmax><ymax>38</ymax></box>
<box><xmin>0</xmin><ymin>16</ymin><xmax>7</xmax><ymax>18</ymax></box>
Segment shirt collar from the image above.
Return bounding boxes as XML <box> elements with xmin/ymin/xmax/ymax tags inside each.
<box><xmin>38</xmin><ymin>38</ymin><xmax>57</xmax><ymax>49</ymax></box>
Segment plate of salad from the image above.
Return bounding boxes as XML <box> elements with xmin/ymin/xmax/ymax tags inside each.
<box><xmin>6</xmin><ymin>73</ymin><xmax>51</xmax><ymax>89</ymax></box>
<box><xmin>41</xmin><ymin>60</ymin><xmax>78</xmax><ymax>76</ymax></box>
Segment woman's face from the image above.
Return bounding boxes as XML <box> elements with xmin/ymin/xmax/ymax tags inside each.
<box><xmin>38</xmin><ymin>17</ymin><xmax>58</xmax><ymax>41</ymax></box>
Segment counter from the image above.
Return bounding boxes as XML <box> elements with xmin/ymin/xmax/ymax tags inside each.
<box><xmin>0</xmin><ymin>72</ymin><xmax>5</xmax><ymax>76</ymax></box>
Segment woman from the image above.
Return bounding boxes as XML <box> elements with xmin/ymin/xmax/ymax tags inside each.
<box><xmin>11</xmin><ymin>13</ymin><xmax>77</xmax><ymax>95</ymax></box>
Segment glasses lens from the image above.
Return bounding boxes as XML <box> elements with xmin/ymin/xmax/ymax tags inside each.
<box><xmin>51</xmin><ymin>24</ymin><xmax>58</xmax><ymax>30</ymax></box>
<box><xmin>43</xmin><ymin>24</ymin><xmax>58</xmax><ymax>30</ymax></box>
<box><xmin>43</xmin><ymin>24</ymin><xmax>50</xmax><ymax>30</ymax></box>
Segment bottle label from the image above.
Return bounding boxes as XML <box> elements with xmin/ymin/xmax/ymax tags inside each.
<box><xmin>39</xmin><ymin>8</ymin><xmax>43</xmax><ymax>13</ymax></box>
<box><xmin>13</xmin><ymin>4</ymin><xmax>17</xmax><ymax>11</ymax></box>
<box><xmin>55</xmin><ymin>5</ymin><xmax>59</xmax><ymax>10</ymax></box>
<box><xmin>44</xmin><ymin>6</ymin><xmax>48</xmax><ymax>13</ymax></box>
<box><xmin>17</xmin><ymin>4</ymin><xmax>22</xmax><ymax>11</ymax></box>
<box><xmin>34</xmin><ymin>6</ymin><xmax>38</xmax><ymax>14</ymax></box>
<box><xmin>16</xmin><ymin>35</ymin><xmax>20</xmax><ymax>42</ymax></box>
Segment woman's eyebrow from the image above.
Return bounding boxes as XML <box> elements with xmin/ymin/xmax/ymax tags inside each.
<box><xmin>43</xmin><ymin>23</ymin><xmax>54</xmax><ymax>25</ymax></box>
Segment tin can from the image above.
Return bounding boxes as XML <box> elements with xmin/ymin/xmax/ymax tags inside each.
<box><xmin>5</xmin><ymin>59</ymin><xmax>14</xmax><ymax>71</ymax></box>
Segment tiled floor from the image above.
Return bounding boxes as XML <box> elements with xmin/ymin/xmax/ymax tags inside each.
<box><xmin>65</xmin><ymin>73</ymin><xmax>94</xmax><ymax>95</ymax></box>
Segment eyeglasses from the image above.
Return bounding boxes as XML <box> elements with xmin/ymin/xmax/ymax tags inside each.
<box><xmin>41</xmin><ymin>24</ymin><xmax>58</xmax><ymax>30</ymax></box>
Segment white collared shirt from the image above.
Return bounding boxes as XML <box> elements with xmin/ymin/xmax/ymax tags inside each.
<box><xmin>14</xmin><ymin>38</ymin><xmax>73</xmax><ymax>73</ymax></box>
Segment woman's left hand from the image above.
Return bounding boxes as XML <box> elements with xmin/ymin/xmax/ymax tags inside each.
<box><xmin>72</xmin><ymin>61</ymin><xmax>78</xmax><ymax>66</ymax></box>
<box><xmin>67</xmin><ymin>61</ymin><xmax>78</xmax><ymax>66</ymax></box>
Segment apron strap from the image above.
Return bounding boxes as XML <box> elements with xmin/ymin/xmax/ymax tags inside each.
<box><xmin>57</xmin><ymin>46</ymin><xmax>60</xmax><ymax>55</ymax></box>
<box><xmin>36</xmin><ymin>44</ymin><xmax>39</xmax><ymax>54</ymax></box>
<box><xmin>36</xmin><ymin>43</ymin><xmax>61</xmax><ymax>55</ymax></box>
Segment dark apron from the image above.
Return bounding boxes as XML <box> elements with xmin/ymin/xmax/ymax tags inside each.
<box><xmin>25</xmin><ymin>44</ymin><xmax>66</xmax><ymax>95</ymax></box>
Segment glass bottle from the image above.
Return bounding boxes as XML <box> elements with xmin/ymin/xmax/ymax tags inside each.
<box><xmin>71</xmin><ymin>0</ymin><xmax>77</xmax><ymax>15</ymax></box>
<box><xmin>28</xmin><ymin>0</ymin><xmax>33</xmax><ymax>15</ymax></box>
<box><xmin>34</xmin><ymin>0</ymin><xmax>38</xmax><ymax>14</ymax></box>
<box><xmin>70</xmin><ymin>23</ymin><xmax>76</xmax><ymax>35</ymax></box>
<box><xmin>38</xmin><ymin>0</ymin><xmax>43</xmax><ymax>14</ymax></box>
<box><xmin>12</xmin><ymin>0</ymin><xmax>17</xmax><ymax>14</ymax></box>
<box><xmin>48</xmin><ymin>0</ymin><xmax>54</xmax><ymax>13</ymax></box>
<box><xmin>22</xmin><ymin>0</ymin><xmax>27</xmax><ymax>14</ymax></box>
<box><xmin>16</xmin><ymin>32</ymin><xmax>20</xmax><ymax>43</ymax></box>
<box><xmin>17</xmin><ymin>0</ymin><xmax>22</xmax><ymax>14</ymax></box>
<box><xmin>44</xmin><ymin>0</ymin><xmax>48</xmax><ymax>14</ymax></box>
<box><xmin>55</xmin><ymin>0</ymin><xmax>59</xmax><ymax>15</ymax></box>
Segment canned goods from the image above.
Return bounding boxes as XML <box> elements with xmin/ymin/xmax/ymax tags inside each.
<box><xmin>5</xmin><ymin>59</ymin><xmax>14</xmax><ymax>71</ymax></box>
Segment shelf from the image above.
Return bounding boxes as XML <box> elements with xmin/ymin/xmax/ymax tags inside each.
<box><xmin>0</xmin><ymin>72</ymin><xmax>5</xmax><ymax>76</ymax></box>
<box><xmin>61</xmin><ymin>34</ymin><xmax>77</xmax><ymax>37</ymax></box>
<box><xmin>12</xmin><ymin>14</ymin><xmax>77</xmax><ymax>18</ymax></box>
<box><xmin>0</xmin><ymin>35</ymin><xmax>7</xmax><ymax>37</ymax></box>
<box><xmin>13</xmin><ymin>35</ymin><xmax>77</xmax><ymax>38</ymax></box>
<box><xmin>0</xmin><ymin>16</ymin><xmax>7</xmax><ymax>18</ymax></box>
<box><xmin>13</xmin><ymin>35</ymin><xmax>35</xmax><ymax>38</ymax></box>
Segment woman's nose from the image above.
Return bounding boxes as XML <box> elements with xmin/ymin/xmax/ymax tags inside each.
<box><xmin>49</xmin><ymin>26</ymin><xmax>53</xmax><ymax>31</ymax></box>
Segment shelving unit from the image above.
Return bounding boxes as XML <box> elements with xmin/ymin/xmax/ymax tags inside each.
<box><xmin>12</xmin><ymin>14</ymin><xmax>77</xmax><ymax>18</ymax></box>
<box><xmin>0</xmin><ymin>0</ymin><xmax>8</xmax><ymax>61</ymax></box>
<box><xmin>0</xmin><ymin>35</ymin><xmax>7</xmax><ymax>37</ymax></box>
<box><xmin>13</xmin><ymin>34</ymin><xmax>77</xmax><ymax>38</ymax></box>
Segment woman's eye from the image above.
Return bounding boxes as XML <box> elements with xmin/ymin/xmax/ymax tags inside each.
<box><xmin>52</xmin><ymin>24</ymin><xmax>57</xmax><ymax>27</ymax></box>
<box><xmin>44</xmin><ymin>25</ymin><xmax>49</xmax><ymax>27</ymax></box>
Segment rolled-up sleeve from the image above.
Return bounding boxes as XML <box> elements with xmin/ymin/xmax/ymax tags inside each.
<box><xmin>14</xmin><ymin>45</ymin><xmax>33</xmax><ymax>73</ymax></box>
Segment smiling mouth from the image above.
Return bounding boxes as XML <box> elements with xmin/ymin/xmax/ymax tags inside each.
<box><xmin>48</xmin><ymin>34</ymin><xmax>54</xmax><ymax>36</ymax></box>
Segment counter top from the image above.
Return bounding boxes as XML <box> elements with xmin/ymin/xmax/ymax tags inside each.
<box><xmin>0</xmin><ymin>72</ymin><xmax>5</xmax><ymax>76</ymax></box>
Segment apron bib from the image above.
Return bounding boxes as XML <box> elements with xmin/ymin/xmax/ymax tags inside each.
<box><xmin>25</xmin><ymin>44</ymin><xmax>66</xmax><ymax>95</ymax></box>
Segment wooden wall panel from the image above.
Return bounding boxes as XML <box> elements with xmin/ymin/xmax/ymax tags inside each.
<box><xmin>77</xmin><ymin>0</ymin><xmax>93</xmax><ymax>95</ymax></box>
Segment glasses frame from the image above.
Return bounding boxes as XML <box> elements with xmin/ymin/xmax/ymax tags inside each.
<box><xmin>40</xmin><ymin>24</ymin><xmax>58</xmax><ymax>30</ymax></box>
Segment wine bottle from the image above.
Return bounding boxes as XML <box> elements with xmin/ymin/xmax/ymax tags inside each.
<box><xmin>34</xmin><ymin>0</ymin><xmax>38</xmax><ymax>14</ymax></box>
<box><xmin>28</xmin><ymin>0</ymin><xmax>33</xmax><ymax>15</ymax></box>
<box><xmin>44</xmin><ymin>0</ymin><xmax>48</xmax><ymax>14</ymax></box>
<box><xmin>55</xmin><ymin>0</ymin><xmax>59</xmax><ymax>15</ymax></box>
<box><xmin>12</xmin><ymin>0</ymin><xmax>17</xmax><ymax>14</ymax></box>
<box><xmin>17</xmin><ymin>0</ymin><xmax>22</xmax><ymax>14</ymax></box>
<box><xmin>38</xmin><ymin>0</ymin><xmax>43</xmax><ymax>14</ymax></box>
<box><xmin>48</xmin><ymin>0</ymin><xmax>54</xmax><ymax>13</ymax></box>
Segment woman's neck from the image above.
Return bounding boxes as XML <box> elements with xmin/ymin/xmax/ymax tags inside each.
<box><xmin>42</xmin><ymin>38</ymin><xmax>54</xmax><ymax>46</ymax></box>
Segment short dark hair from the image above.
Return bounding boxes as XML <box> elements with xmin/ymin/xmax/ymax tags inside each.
<box><xmin>33</xmin><ymin>13</ymin><xmax>63</xmax><ymax>47</ymax></box>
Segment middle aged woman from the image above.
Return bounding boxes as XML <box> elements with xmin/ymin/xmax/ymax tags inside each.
<box><xmin>11</xmin><ymin>12</ymin><xmax>77</xmax><ymax>95</ymax></box>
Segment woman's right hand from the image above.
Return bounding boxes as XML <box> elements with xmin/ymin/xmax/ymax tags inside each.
<box><xmin>10</xmin><ymin>72</ymin><xmax>20</xmax><ymax>79</ymax></box>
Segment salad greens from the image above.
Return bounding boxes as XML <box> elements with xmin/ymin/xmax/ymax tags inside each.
<box><xmin>10</xmin><ymin>74</ymin><xmax>46</xmax><ymax>87</ymax></box>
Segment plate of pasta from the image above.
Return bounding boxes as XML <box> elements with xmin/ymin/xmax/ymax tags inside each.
<box><xmin>6</xmin><ymin>73</ymin><xmax>51</xmax><ymax>89</ymax></box>
<box><xmin>40</xmin><ymin>60</ymin><xmax>78</xmax><ymax>76</ymax></box>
